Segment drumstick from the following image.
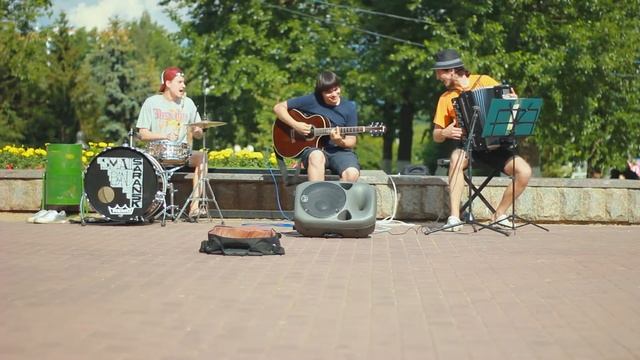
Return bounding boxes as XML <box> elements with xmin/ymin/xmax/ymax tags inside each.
<box><xmin>187</xmin><ymin>125</ymin><xmax>193</xmax><ymax>149</ymax></box>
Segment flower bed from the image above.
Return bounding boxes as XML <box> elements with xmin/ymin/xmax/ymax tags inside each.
<box><xmin>1</xmin><ymin>145</ymin><xmax>48</xmax><ymax>169</ymax></box>
<box><xmin>1</xmin><ymin>143</ymin><xmax>294</xmax><ymax>170</ymax></box>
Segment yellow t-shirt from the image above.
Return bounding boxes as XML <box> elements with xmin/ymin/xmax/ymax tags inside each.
<box><xmin>433</xmin><ymin>74</ymin><xmax>500</xmax><ymax>129</ymax></box>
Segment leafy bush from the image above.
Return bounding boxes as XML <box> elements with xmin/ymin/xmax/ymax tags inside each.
<box><xmin>207</xmin><ymin>147</ymin><xmax>293</xmax><ymax>168</ymax></box>
<box><xmin>0</xmin><ymin>145</ymin><xmax>47</xmax><ymax>169</ymax></box>
<box><xmin>1</xmin><ymin>143</ymin><xmax>294</xmax><ymax>170</ymax></box>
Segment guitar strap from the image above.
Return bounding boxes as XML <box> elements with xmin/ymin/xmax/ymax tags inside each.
<box><xmin>329</xmin><ymin>104</ymin><xmax>354</xmax><ymax>129</ymax></box>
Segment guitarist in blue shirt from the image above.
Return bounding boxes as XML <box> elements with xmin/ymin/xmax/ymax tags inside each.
<box><xmin>273</xmin><ymin>71</ymin><xmax>361</xmax><ymax>182</ymax></box>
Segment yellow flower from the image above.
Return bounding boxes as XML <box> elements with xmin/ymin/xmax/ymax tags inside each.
<box><xmin>98</xmin><ymin>142</ymin><xmax>108</xmax><ymax>148</ymax></box>
<box><xmin>82</xmin><ymin>156</ymin><xmax>88</xmax><ymax>163</ymax></box>
<box><xmin>250</xmin><ymin>152</ymin><xmax>263</xmax><ymax>160</ymax></box>
<box><xmin>85</xmin><ymin>151</ymin><xmax>95</xmax><ymax>157</ymax></box>
<box><xmin>108</xmin><ymin>142</ymin><xmax>115</xmax><ymax>147</ymax></box>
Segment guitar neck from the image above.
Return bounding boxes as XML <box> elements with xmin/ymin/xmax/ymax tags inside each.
<box><xmin>313</xmin><ymin>126</ymin><xmax>370</xmax><ymax>136</ymax></box>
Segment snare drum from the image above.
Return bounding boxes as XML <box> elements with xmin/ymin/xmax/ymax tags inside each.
<box><xmin>83</xmin><ymin>146</ymin><xmax>166</xmax><ymax>222</ymax></box>
<box><xmin>146</xmin><ymin>140</ymin><xmax>191</xmax><ymax>166</ymax></box>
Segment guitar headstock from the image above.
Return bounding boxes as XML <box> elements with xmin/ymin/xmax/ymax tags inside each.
<box><xmin>367</xmin><ymin>122</ymin><xmax>386</xmax><ymax>136</ymax></box>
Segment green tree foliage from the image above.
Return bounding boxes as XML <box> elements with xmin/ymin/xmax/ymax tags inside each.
<box><xmin>87</xmin><ymin>20</ymin><xmax>149</xmax><ymax>142</ymax></box>
<box><xmin>29</xmin><ymin>14</ymin><xmax>100</xmax><ymax>144</ymax></box>
<box><xmin>162</xmin><ymin>0</ymin><xmax>363</xmax><ymax>150</ymax></box>
<box><xmin>0</xmin><ymin>0</ymin><xmax>51</xmax><ymax>145</ymax></box>
<box><xmin>2</xmin><ymin>0</ymin><xmax>638</xmax><ymax>177</ymax></box>
<box><xmin>128</xmin><ymin>11</ymin><xmax>179</xmax><ymax>92</ymax></box>
<box><xmin>0</xmin><ymin>0</ymin><xmax>51</xmax><ymax>31</ymax></box>
<box><xmin>501</xmin><ymin>0</ymin><xmax>640</xmax><ymax>175</ymax></box>
<box><xmin>412</xmin><ymin>0</ymin><xmax>640</xmax><ymax>175</ymax></box>
<box><xmin>69</xmin><ymin>27</ymin><xmax>105</xmax><ymax>141</ymax></box>
<box><xmin>331</xmin><ymin>1</ymin><xmax>441</xmax><ymax>172</ymax></box>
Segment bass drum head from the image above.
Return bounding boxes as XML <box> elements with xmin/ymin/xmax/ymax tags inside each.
<box><xmin>84</xmin><ymin>147</ymin><xmax>165</xmax><ymax>221</ymax></box>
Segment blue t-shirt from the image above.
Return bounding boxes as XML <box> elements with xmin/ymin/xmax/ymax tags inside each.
<box><xmin>287</xmin><ymin>93</ymin><xmax>358</xmax><ymax>152</ymax></box>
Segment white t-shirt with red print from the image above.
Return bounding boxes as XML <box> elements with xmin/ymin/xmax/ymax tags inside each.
<box><xmin>136</xmin><ymin>94</ymin><xmax>201</xmax><ymax>144</ymax></box>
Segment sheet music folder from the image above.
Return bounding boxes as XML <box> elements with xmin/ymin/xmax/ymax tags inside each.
<box><xmin>483</xmin><ymin>98</ymin><xmax>543</xmax><ymax>138</ymax></box>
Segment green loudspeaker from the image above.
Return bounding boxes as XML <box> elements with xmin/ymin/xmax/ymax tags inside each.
<box><xmin>294</xmin><ymin>181</ymin><xmax>376</xmax><ymax>238</ymax></box>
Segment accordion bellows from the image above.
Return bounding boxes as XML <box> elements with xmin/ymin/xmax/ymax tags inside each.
<box><xmin>453</xmin><ymin>84</ymin><xmax>513</xmax><ymax>151</ymax></box>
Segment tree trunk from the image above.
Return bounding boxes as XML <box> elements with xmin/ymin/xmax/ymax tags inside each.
<box><xmin>381</xmin><ymin>103</ymin><xmax>395</xmax><ymax>173</ymax></box>
<box><xmin>396</xmin><ymin>98</ymin><xmax>414</xmax><ymax>173</ymax></box>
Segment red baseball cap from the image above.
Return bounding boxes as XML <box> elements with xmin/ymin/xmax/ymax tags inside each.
<box><xmin>159</xmin><ymin>66</ymin><xmax>185</xmax><ymax>92</ymax></box>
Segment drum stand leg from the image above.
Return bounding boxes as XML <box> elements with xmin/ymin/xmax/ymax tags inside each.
<box><xmin>158</xmin><ymin>182</ymin><xmax>180</xmax><ymax>226</ymax></box>
<box><xmin>79</xmin><ymin>193</ymin><xmax>87</xmax><ymax>226</ymax></box>
<box><xmin>174</xmin><ymin>152</ymin><xmax>224</xmax><ymax>224</ymax></box>
<box><xmin>156</xmin><ymin>167</ymin><xmax>181</xmax><ymax>225</ymax></box>
<box><xmin>159</xmin><ymin>197</ymin><xmax>167</xmax><ymax>227</ymax></box>
<box><xmin>168</xmin><ymin>182</ymin><xmax>177</xmax><ymax>219</ymax></box>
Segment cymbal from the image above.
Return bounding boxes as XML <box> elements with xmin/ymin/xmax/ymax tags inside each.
<box><xmin>188</xmin><ymin>120</ymin><xmax>226</xmax><ymax>129</ymax></box>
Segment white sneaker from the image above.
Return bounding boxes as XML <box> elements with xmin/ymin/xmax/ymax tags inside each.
<box><xmin>444</xmin><ymin>216</ymin><xmax>463</xmax><ymax>232</ymax></box>
<box><xmin>35</xmin><ymin>210</ymin><xmax>67</xmax><ymax>224</ymax></box>
<box><xmin>495</xmin><ymin>214</ymin><xmax>514</xmax><ymax>229</ymax></box>
<box><xmin>27</xmin><ymin>209</ymin><xmax>50</xmax><ymax>223</ymax></box>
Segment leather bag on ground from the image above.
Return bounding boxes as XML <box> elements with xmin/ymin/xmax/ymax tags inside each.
<box><xmin>200</xmin><ymin>225</ymin><xmax>285</xmax><ymax>256</ymax></box>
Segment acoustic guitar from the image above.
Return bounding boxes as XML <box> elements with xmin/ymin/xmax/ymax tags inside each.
<box><xmin>272</xmin><ymin>109</ymin><xmax>386</xmax><ymax>158</ymax></box>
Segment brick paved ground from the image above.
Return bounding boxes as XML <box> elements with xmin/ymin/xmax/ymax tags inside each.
<box><xmin>1</xmin><ymin>215</ymin><xmax>639</xmax><ymax>360</ymax></box>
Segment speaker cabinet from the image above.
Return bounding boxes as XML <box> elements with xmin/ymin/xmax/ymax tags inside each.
<box><xmin>294</xmin><ymin>181</ymin><xmax>376</xmax><ymax>238</ymax></box>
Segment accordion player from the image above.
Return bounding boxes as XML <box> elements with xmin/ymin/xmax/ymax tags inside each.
<box><xmin>452</xmin><ymin>84</ymin><xmax>515</xmax><ymax>151</ymax></box>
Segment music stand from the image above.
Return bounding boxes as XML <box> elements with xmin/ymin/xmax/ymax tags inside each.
<box><xmin>426</xmin><ymin>107</ymin><xmax>509</xmax><ymax>236</ymax></box>
<box><xmin>482</xmin><ymin>98</ymin><xmax>549</xmax><ymax>233</ymax></box>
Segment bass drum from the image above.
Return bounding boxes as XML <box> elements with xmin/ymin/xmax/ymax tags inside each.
<box><xmin>84</xmin><ymin>146</ymin><xmax>166</xmax><ymax>222</ymax></box>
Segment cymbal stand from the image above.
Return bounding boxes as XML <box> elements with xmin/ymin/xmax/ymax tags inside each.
<box><xmin>175</xmin><ymin>128</ymin><xmax>224</xmax><ymax>224</ymax></box>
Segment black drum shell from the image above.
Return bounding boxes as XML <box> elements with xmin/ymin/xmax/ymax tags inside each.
<box><xmin>84</xmin><ymin>146</ymin><xmax>165</xmax><ymax>221</ymax></box>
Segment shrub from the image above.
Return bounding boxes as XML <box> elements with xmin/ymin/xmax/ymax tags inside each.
<box><xmin>0</xmin><ymin>143</ymin><xmax>294</xmax><ymax>170</ymax></box>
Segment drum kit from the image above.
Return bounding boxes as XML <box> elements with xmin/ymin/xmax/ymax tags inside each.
<box><xmin>79</xmin><ymin>121</ymin><xmax>226</xmax><ymax>226</ymax></box>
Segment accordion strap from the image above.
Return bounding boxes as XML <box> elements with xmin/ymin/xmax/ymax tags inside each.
<box><xmin>469</xmin><ymin>75</ymin><xmax>484</xmax><ymax>91</ymax></box>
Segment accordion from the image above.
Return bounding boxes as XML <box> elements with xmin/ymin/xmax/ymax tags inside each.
<box><xmin>452</xmin><ymin>84</ymin><xmax>513</xmax><ymax>151</ymax></box>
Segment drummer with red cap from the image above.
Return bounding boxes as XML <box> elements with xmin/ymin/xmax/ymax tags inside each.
<box><xmin>136</xmin><ymin>66</ymin><xmax>206</xmax><ymax>220</ymax></box>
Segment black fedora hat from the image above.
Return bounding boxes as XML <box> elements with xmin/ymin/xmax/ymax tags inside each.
<box><xmin>432</xmin><ymin>49</ymin><xmax>464</xmax><ymax>70</ymax></box>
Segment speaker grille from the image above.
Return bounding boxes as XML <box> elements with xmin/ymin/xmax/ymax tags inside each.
<box><xmin>298</xmin><ymin>182</ymin><xmax>346</xmax><ymax>218</ymax></box>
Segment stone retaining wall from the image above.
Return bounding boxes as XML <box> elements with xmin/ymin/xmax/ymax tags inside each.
<box><xmin>1</xmin><ymin>169</ymin><xmax>639</xmax><ymax>223</ymax></box>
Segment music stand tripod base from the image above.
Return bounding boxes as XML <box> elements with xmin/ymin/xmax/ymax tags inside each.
<box><xmin>426</xmin><ymin>106</ymin><xmax>509</xmax><ymax>237</ymax></box>
<box><xmin>424</xmin><ymin>214</ymin><xmax>510</xmax><ymax>236</ymax></box>
<box><xmin>482</xmin><ymin>98</ymin><xmax>549</xmax><ymax>234</ymax></box>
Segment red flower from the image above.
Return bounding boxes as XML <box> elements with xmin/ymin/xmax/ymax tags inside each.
<box><xmin>6</xmin><ymin>163</ymin><xmax>14</xmax><ymax>170</ymax></box>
